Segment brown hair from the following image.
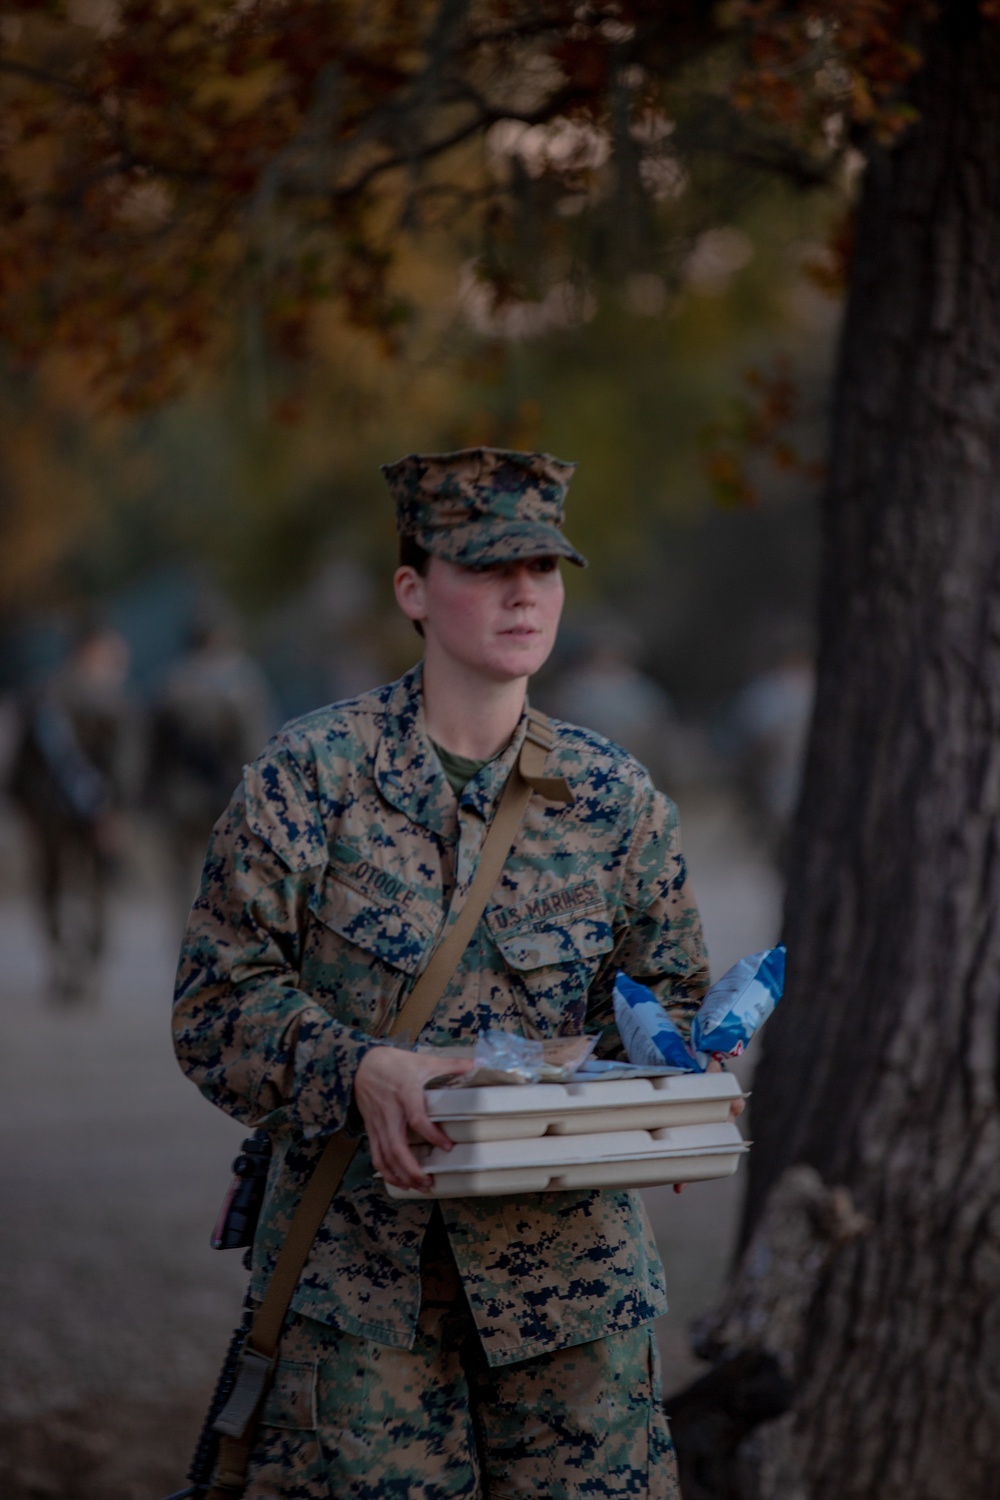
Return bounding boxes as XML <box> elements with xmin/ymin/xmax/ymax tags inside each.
<box><xmin>398</xmin><ymin>534</ymin><xmax>431</xmax><ymax>575</ymax></box>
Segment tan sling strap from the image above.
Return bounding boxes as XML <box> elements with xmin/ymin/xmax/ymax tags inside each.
<box><xmin>208</xmin><ymin>710</ymin><xmax>571</xmax><ymax>1497</ymax></box>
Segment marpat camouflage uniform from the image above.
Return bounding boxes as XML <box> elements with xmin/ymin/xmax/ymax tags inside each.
<box><xmin>384</xmin><ymin>446</ymin><xmax>588</xmax><ymax>569</ymax></box>
<box><xmin>243</xmin><ymin>1212</ymin><xmax>680</xmax><ymax>1499</ymax></box>
<box><xmin>173</xmin><ymin>447</ymin><xmax>707</xmax><ymax>1496</ymax></box>
<box><xmin>174</xmin><ymin>664</ymin><xmax>708</xmax><ymax>1363</ymax></box>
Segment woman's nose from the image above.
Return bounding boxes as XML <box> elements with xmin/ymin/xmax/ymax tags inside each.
<box><xmin>503</xmin><ymin>567</ymin><xmax>537</xmax><ymax>603</ymax></box>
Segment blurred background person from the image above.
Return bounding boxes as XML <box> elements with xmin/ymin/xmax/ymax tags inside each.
<box><xmin>8</xmin><ymin>622</ymin><xmax>135</xmax><ymax>1005</ymax></box>
<box><xmin>257</xmin><ymin>557</ymin><xmax>386</xmax><ymax>719</ymax></box>
<box><xmin>147</xmin><ymin>611</ymin><xmax>278</xmax><ymax>931</ymax></box>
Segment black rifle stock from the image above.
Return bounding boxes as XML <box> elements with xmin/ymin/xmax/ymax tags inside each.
<box><xmin>163</xmin><ymin>1307</ymin><xmax>251</xmax><ymax>1499</ymax></box>
<box><xmin>162</xmin><ymin>1132</ymin><xmax>270</xmax><ymax>1499</ymax></box>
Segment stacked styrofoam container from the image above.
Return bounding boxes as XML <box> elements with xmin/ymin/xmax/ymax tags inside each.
<box><xmin>385</xmin><ymin>1071</ymin><xmax>748</xmax><ymax>1199</ymax></box>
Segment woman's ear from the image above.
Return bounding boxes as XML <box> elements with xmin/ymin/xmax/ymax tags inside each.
<box><xmin>393</xmin><ymin>565</ymin><xmax>427</xmax><ymax>628</ymax></box>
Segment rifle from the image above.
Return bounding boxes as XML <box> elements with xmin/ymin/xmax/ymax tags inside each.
<box><xmin>210</xmin><ymin>1130</ymin><xmax>272</xmax><ymax>1256</ymax></box>
<box><xmin>163</xmin><ymin>1131</ymin><xmax>271</xmax><ymax>1500</ymax></box>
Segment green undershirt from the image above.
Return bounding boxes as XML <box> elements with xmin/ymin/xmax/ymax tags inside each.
<box><xmin>431</xmin><ymin>739</ymin><xmax>493</xmax><ymax>796</ymax></box>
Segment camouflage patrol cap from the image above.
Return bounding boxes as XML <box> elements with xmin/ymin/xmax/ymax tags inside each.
<box><xmin>381</xmin><ymin>446</ymin><xmax>588</xmax><ymax>568</ymax></box>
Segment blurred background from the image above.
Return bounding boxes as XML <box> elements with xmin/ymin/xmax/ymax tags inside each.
<box><xmin>0</xmin><ymin>16</ymin><xmax>845</xmax><ymax>1492</ymax></box>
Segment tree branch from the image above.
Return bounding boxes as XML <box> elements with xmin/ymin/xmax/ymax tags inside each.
<box><xmin>325</xmin><ymin>82</ymin><xmax>596</xmax><ymax>203</ymax></box>
<box><xmin>0</xmin><ymin>54</ymin><xmax>86</xmax><ymax>99</ymax></box>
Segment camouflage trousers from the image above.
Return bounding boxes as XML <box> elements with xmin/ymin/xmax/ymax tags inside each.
<box><xmin>245</xmin><ymin>1211</ymin><xmax>681</xmax><ymax>1499</ymax></box>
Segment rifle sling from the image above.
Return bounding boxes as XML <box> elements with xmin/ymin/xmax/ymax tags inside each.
<box><xmin>208</xmin><ymin>711</ymin><xmax>567</xmax><ymax>1494</ymax></box>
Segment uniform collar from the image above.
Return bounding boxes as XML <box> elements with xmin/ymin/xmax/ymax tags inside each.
<box><xmin>457</xmin><ymin>711</ymin><xmax>527</xmax><ymax>821</ymax></box>
<box><xmin>374</xmin><ymin>664</ymin><xmax>530</xmax><ymax>833</ymax></box>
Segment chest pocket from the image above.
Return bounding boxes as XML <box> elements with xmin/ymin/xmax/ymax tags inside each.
<box><xmin>486</xmin><ymin>908</ymin><xmax>616</xmax><ymax>1033</ymax></box>
<box><xmin>303</xmin><ymin>867</ymin><xmax>435</xmax><ymax>1033</ymax></box>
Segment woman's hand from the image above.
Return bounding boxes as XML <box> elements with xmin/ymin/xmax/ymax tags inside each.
<box><xmin>354</xmin><ymin>1048</ymin><xmax>473</xmax><ymax>1192</ymax></box>
<box><xmin>673</xmin><ymin>1057</ymin><xmax>745</xmax><ymax>1195</ymax></box>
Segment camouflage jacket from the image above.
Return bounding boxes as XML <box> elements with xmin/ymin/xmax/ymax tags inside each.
<box><xmin>173</xmin><ymin>666</ymin><xmax>709</xmax><ymax>1367</ymax></box>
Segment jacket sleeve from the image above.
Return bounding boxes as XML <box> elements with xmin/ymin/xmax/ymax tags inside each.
<box><xmin>171</xmin><ymin>744</ymin><xmax>381</xmax><ymax>1139</ymax></box>
<box><xmin>586</xmin><ymin>778</ymin><xmax>710</xmax><ymax>1054</ymax></box>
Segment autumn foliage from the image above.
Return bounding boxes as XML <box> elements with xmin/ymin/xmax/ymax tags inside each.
<box><xmin>0</xmin><ymin>2</ymin><xmax>707</xmax><ymax>405</ymax></box>
<box><xmin>2</xmin><ymin>1</ymin><xmax>988</xmax><ymax>411</ymax></box>
<box><xmin>726</xmin><ymin>1</ymin><xmax>937</xmax><ymax>136</ymax></box>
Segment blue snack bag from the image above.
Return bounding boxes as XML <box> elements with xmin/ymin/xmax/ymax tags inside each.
<box><xmin>690</xmin><ymin>945</ymin><xmax>785</xmax><ymax>1063</ymax></box>
<box><xmin>613</xmin><ymin>971</ymin><xmax>701</xmax><ymax>1072</ymax></box>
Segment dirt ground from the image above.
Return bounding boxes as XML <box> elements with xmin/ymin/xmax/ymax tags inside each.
<box><xmin>0</xmin><ymin>792</ymin><xmax>779</xmax><ymax>1499</ymax></box>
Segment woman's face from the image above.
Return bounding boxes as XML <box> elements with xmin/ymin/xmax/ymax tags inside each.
<box><xmin>394</xmin><ymin>554</ymin><xmax>565</xmax><ymax>684</ymax></box>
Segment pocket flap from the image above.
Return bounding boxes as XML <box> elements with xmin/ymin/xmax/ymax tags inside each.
<box><xmin>308</xmin><ymin>867</ymin><xmax>432</xmax><ymax>977</ymax></box>
<box><xmin>488</xmin><ymin>911</ymin><xmax>615</xmax><ymax>971</ymax></box>
<box><xmin>260</xmin><ymin>1357</ymin><xmax>317</xmax><ymax>1431</ymax></box>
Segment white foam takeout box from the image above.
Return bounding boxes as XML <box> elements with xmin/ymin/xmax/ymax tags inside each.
<box><xmin>384</xmin><ymin>1072</ymin><xmax>749</xmax><ymax>1200</ymax></box>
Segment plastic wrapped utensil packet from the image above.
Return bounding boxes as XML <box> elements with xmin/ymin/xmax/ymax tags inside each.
<box><xmin>534</xmin><ymin>1033</ymin><xmax>599</xmax><ymax>1079</ymax></box>
<box><xmin>421</xmin><ymin>1031</ymin><xmax>598</xmax><ymax>1087</ymax></box>
<box><xmin>690</xmin><ymin>945</ymin><xmax>785</xmax><ymax>1064</ymax></box>
<box><xmin>471</xmin><ymin>1029</ymin><xmax>544</xmax><ymax>1084</ymax></box>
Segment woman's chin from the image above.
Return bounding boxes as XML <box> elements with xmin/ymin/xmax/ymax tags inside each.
<box><xmin>436</xmin><ymin>634</ymin><xmax>553</xmax><ymax>682</ymax></box>
<box><xmin>487</xmin><ymin>644</ymin><xmax>550</xmax><ymax>680</ymax></box>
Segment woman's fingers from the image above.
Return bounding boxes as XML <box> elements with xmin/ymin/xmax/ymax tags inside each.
<box><xmin>703</xmin><ymin>1056</ymin><xmax>747</xmax><ymax>1120</ymax></box>
<box><xmin>385</xmin><ymin>1147</ymin><xmax>432</xmax><ymax>1192</ymax></box>
<box><xmin>354</xmin><ymin>1049</ymin><xmax>477</xmax><ymax>1191</ymax></box>
<box><xmin>363</xmin><ymin>1089</ymin><xmax>422</xmax><ymax>1189</ymax></box>
<box><xmin>371</xmin><ymin>1114</ymin><xmax>432</xmax><ymax>1191</ymax></box>
<box><xmin>386</xmin><ymin>1097</ymin><xmax>436</xmax><ymax>1186</ymax></box>
<box><xmin>407</xmin><ymin>1056</ymin><xmax>474</xmax><ymax>1152</ymax></box>
<box><xmin>412</xmin><ymin>1113</ymin><xmax>455</xmax><ymax>1152</ymax></box>
<box><xmin>408</xmin><ymin>1082</ymin><xmax>457</xmax><ymax>1152</ymax></box>
<box><xmin>373</xmin><ymin>1090</ymin><xmax>438</xmax><ymax>1189</ymax></box>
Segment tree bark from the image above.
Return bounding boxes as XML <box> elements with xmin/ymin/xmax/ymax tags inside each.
<box><xmin>739</xmin><ymin>5</ymin><xmax>1000</xmax><ymax>1496</ymax></box>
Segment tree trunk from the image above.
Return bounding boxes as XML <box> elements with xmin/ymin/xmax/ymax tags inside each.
<box><xmin>739</xmin><ymin>6</ymin><xmax>1000</xmax><ymax>1496</ymax></box>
